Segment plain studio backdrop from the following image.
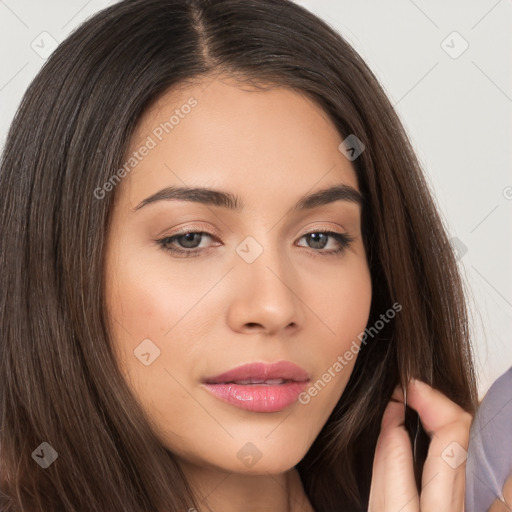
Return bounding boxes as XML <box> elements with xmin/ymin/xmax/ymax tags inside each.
<box><xmin>0</xmin><ymin>0</ymin><xmax>510</xmax><ymax>399</ymax></box>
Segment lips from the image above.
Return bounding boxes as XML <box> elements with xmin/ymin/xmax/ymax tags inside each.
<box><xmin>227</xmin><ymin>378</ymin><xmax>287</xmax><ymax>385</ymax></box>
<box><xmin>201</xmin><ymin>361</ymin><xmax>310</xmax><ymax>413</ymax></box>
<box><xmin>203</xmin><ymin>361</ymin><xmax>310</xmax><ymax>385</ymax></box>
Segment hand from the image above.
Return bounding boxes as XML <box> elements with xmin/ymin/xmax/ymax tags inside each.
<box><xmin>368</xmin><ymin>379</ymin><xmax>473</xmax><ymax>512</ymax></box>
<box><xmin>487</xmin><ymin>472</ymin><xmax>512</xmax><ymax>511</ymax></box>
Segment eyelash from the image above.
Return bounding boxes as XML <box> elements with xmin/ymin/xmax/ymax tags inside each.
<box><xmin>155</xmin><ymin>228</ymin><xmax>355</xmax><ymax>258</ymax></box>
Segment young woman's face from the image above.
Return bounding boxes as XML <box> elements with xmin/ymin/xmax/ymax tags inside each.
<box><xmin>104</xmin><ymin>76</ymin><xmax>372</xmax><ymax>476</ymax></box>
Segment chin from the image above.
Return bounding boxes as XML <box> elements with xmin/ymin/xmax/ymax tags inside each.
<box><xmin>231</xmin><ymin>457</ymin><xmax>301</xmax><ymax>476</ymax></box>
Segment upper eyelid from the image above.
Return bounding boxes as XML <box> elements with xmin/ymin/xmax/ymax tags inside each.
<box><xmin>155</xmin><ymin>228</ymin><xmax>355</xmax><ymax>260</ymax></box>
<box><xmin>162</xmin><ymin>221</ymin><xmax>351</xmax><ymax>238</ymax></box>
<box><xmin>159</xmin><ymin>228</ymin><xmax>352</xmax><ymax>246</ymax></box>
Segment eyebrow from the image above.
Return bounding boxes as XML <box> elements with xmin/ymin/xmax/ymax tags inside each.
<box><xmin>133</xmin><ymin>183</ymin><xmax>364</xmax><ymax>213</ymax></box>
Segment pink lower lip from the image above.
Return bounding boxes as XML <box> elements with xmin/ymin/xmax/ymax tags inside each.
<box><xmin>203</xmin><ymin>381</ymin><xmax>309</xmax><ymax>412</ymax></box>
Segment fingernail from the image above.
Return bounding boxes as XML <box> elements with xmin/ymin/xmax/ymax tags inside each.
<box><xmin>391</xmin><ymin>385</ymin><xmax>404</xmax><ymax>402</ymax></box>
<box><xmin>411</xmin><ymin>378</ymin><xmax>429</xmax><ymax>389</ymax></box>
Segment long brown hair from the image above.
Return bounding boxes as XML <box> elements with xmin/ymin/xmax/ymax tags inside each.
<box><xmin>0</xmin><ymin>0</ymin><xmax>477</xmax><ymax>510</ymax></box>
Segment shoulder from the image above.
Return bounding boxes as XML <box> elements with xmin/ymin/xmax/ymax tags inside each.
<box><xmin>476</xmin><ymin>367</ymin><xmax>512</xmax><ymax>427</ymax></box>
<box><xmin>465</xmin><ymin>367</ymin><xmax>512</xmax><ymax>512</ymax></box>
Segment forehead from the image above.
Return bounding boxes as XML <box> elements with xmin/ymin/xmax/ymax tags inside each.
<box><xmin>118</xmin><ymin>76</ymin><xmax>360</xmax><ymax>210</ymax></box>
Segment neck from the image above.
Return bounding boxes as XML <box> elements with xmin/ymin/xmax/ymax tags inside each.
<box><xmin>179</xmin><ymin>459</ymin><xmax>315</xmax><ymax>512</ymax></box>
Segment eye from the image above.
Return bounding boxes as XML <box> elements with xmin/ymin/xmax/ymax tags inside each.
<box><xmin>155</xmin><ymin>229</ymin><xmax>354</xmax><ymax>258</ymax></box>
<box><xmin>156</xmin><ymin>231</ymin><xmax>218</xmax><ymax>258</ymax></box>
<box><xmin>296</xmin><ymin>231</ymin><xmax>354</xmax><ymax>255</ymax></box>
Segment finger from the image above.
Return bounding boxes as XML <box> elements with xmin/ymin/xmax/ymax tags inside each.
<box><xmin>405</xmin><ymin>379</ymin><xmax>472</xmax><ymax>512</ymax></box>
<box><xmin>368</xmin><ymin>386</ymin><xmax>419</xmax><ymax>512</ymax></box>
<box><xmin>405</xmin><ymin>379</ymin><xmax>472</xmax><ymax>435</ymax></box>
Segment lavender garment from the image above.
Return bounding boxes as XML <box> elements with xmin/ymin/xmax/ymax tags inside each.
<box><xmin>466</xmin><ymin>367</ymin><xmax>512</xmax><ymax>511</ymax></box>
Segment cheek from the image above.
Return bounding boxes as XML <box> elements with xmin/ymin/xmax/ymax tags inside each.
<box><xmin>104</xmin><ymin>252</ymin><xmax>206</xmax><ymax>437</ymax></box>
<box><xmin>302</xmin><ymin>259</ymin><xmax>372</xmax><ymax>401</ymax></box>
<box><xmin>105</xmin><ymin>245</ymin><xmax>224</xmax><ymax>397</ymax></box>
<box><xmin>312</xmin><ymin>258</ymin><xmax>372</xmax><ymax>347</ymax></box>
<box><xmin>106</xmin><ymin>248</ymin><xmax>212</xmax><ymax>342</ymax></box>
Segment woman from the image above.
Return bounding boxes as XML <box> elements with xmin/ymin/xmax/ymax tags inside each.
<box><xmin>0</xmin><ymin>0</ymin><xmax>477</xmax><ymax>510</ymax></box>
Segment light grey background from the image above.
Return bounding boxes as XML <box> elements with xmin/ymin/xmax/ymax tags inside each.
<box><xmin>0</xmin><ymin>0</ymin><xmax>510</xmax><ymax>398</ymax></box>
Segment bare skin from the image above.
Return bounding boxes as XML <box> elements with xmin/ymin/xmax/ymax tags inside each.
<box><xmin>369</xmin><ymin>379</ymin><xmax>473</xmax><ymax>512</ymax></box>
<box><xmin>104</xmin><ymin>75</ymin><xmax>472</xmax><ymax>511</ymax></box>
<box><xmin>487</xmin><ymin>473</ymin><xmax>512</xmax><ymax>511</ymax></box>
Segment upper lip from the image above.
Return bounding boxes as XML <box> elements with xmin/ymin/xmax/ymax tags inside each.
<box><xmin>202</xmin><ymin>361</ymin><xmax>310</xmax><ymax>384</ymax></box>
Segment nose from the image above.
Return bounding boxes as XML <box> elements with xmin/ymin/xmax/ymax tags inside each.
<box><xmin>226</xmin><ymin>242</ymin><xmax>305</xmax><ymax>336</ymax></box>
